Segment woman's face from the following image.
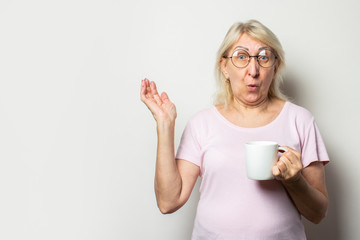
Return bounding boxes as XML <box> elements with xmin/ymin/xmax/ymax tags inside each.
<box><xmin>221</xmin><ymin>33</ymin><xmax>277</xmax><ymax>106</ymax></box>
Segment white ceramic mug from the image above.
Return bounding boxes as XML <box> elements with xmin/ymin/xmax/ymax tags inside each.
<box><xmin>245</xmin><ymin>141</ymin><xmax>287</xmax><ymax>180</ymax></box>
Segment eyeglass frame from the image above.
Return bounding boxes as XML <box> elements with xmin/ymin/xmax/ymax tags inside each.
<box><xmin>223</xmin><ymin>48</ymin><xmax>278</xmax><ymax>68</ymax></box>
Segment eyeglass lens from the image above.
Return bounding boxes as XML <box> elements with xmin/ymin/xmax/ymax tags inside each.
<box><xmin>231</xmin><ymin>49</ymin><xmax>276</xmax><ymax>68</ymax></box>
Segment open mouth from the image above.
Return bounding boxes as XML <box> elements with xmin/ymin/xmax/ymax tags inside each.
<box><xmin>247</xmin><ymin>84</ymin><xmax>259</xmax><ymax>91</ymax></box>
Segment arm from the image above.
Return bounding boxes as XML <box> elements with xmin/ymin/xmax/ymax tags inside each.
<box><xmin>140</xmin><ymin>79</ymin><xmax>200</xmax><ymax>214</ymax></box>
<box><xmin>272</xmin><ymin>147</ymin><xmax>329</xmax><ymax>224</ymax></box>
<box><xmin>155</xmin><ymin>121</ymin><xmax>199</xmax><ymax>214</ymax></box>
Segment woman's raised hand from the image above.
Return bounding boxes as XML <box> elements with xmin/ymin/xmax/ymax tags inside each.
<box><xmin>140</xmin><ymin>78</ymin><xmax>177</xmax><ymax>124</ymax></box>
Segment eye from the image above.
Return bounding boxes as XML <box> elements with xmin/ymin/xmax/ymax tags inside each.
<box><xmin>259</xmin><ymin>56</ymin><xmax>269</xmax><ymax>61</ymax></box>
<box><xmin>233</xmin><ymin>50</ymin><xmax>249</xmax><ymax>61</ymax></box>
<box><xmin>258</xmin><ymin>50</ymin><xmax>271</xmax><ymax>62</ymax></box>
<box><xmin>237</xmin><ymin>54</ymin><xmax>247</xmax><ymax>60</ymax></box>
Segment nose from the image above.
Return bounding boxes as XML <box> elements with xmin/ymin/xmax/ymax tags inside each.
<box><xmin>247</xmin><ymin>57</ymin><xmax>259</xmax><ymax>77</ymax></box>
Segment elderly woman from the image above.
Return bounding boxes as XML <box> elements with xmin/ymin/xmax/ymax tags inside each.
<box><xmin>140</xmin><ymin>20</ymin><xmax>329</xmax><ymax>240</ymax></box>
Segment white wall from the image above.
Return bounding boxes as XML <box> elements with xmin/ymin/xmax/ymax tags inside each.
<box><xmin>0</xmin><ymin>0</ymin><xmax>359</xmax><ymax>239</ymax></box>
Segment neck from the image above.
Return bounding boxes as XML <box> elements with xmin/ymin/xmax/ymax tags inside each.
<box><xmin>230</xmin><ymin>97</ymin><xmax>272</xmax><ymax>114</ymax></box>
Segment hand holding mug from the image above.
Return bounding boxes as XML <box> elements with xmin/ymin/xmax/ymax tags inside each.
<box><xmin>272</xmin><ymin>146</ymin><xmax>303</xmax><ymax>183</ymax></box>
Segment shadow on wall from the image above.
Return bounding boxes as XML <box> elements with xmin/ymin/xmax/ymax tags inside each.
<box><xmin>282</xmin><ymin>72</ymin><xmax>341</xmax><ymax>240</ymax></box>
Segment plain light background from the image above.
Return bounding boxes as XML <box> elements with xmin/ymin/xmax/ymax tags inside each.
<box><xmin>0</xmin><ymin>0</ymin><xmax>359</xmax><ymax>239</ymax></box>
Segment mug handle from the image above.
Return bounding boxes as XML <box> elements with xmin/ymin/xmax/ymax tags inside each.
<box><xmin>278</xmin><ymin>146</ymin><xmax>288</xmax><ymax>152</ymax></box>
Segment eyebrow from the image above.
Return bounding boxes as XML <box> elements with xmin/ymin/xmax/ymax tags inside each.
<box><xmin>234</xmin><ymin>46</ymin><xmax>270</xmax><ymax>51</ymax></box>
<box><xmin>235</xmin><ymin>46</ymin><xmax>249</xmax><ymax>50</ymax></box>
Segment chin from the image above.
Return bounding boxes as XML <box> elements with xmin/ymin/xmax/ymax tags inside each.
<box><xmin>244</xmin><ymin>96</ymin><xmax>268</xmax><ymax>105</ymax></box>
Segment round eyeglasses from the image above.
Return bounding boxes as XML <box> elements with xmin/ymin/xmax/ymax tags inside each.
<box><xmin>224</xmin><ymin>49</ymin><xmax>277</xmax><ymax>68</ymax></box>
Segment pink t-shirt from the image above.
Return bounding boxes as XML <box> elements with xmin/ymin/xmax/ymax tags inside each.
<box><xmin>176</xmin><ymin>102</ymin><xmax>329</xmax><ymax>240</ymax></box>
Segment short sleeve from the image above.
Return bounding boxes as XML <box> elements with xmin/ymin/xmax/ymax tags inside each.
<box><xmin>176</xmin><ymin>119</ymin><xmax>202</xmax><ymax>167</ymax></box>
<box><xmin>301</xmin><ymin>117</ymin><xmax>330</xmax><ymax>168</ymax></box>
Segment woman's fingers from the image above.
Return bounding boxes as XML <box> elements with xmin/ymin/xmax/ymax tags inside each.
<box><xmin>140</xmin><ymin>79</ymin><xmax>146</xmax><ymax>99</ymax></box>
<box><xmin>145</xmin><ymin>79</ymin><xmax>153</xmax><ymax>98</ymax></box>
<box><xmin>283</xmin><ymin>149</ymin><xmax>303</xmax><ymax>171</ymax></box>
<box><xmin>140</xmin><ymin>79</ymin><xmax>151</xmax><ymax>101</ymax></box>
<box><xmin>274</xmin><ymin>156</ymin><xmax>289</xmax><ymax>179</ymax></box>
<box><xmin>279</xmin><ymin>156</ymin><xmax>289</xmax><ymax>171</ymax></box>
<box><xmin>141</xmin><ymin>80</ymin><xmax>159</xmax><ymax>103</ymax></box>
<box><xmin>283</xmin><ymin>146</ymin><xmax>301</xmax><ymax>160</ymax></box>
<box><xmin>150</xmin><ymin>81</ymin><xmax>163</xmax><ymax>105</ymax></box>
<box><xmin>161</xmin><ymin>92</ymin><xmax>170</xmax><ymax>103</ymax></box>
<box><xmin>140</xmin><ymin>78</ymin><xmax>177</xmax><ymax>122</ymax></box>
<box><xmin>141</xmin><ymin>79</ymin><xmax>162</xmax><ymax>104</ymax></box>
<box><xmin>273</xmin><ymin>147</ymin><xmax>303</xmax><ymax>182</ymax></box>
<box><xmin>272</xmin><ymin>165</ymin><xmax>281</xmax><ymax>177</ymax></box>
<box><xmin>140</xmin><ymin>79</ymin><xmax>160</xmax><ymax>113</ymax></box>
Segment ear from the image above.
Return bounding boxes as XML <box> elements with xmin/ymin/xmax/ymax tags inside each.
<box><xmin>220</xmin><ymin>58</ymin><xmax>230</xmax><ymax>80</ymax></box>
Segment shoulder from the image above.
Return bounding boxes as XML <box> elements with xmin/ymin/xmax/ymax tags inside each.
<box><xmin>285</xmin><ymin>102</ymin><xmax>314</xmax><ymax>122</ymax></box>
<box><xmin>184</xmin><ymin>107</ymin><xmax>218</xmax><ymax>138</ymax></box>
<box><xmin>187</xmin><ymin>107</ymin><xmax>216</xmax><ymax>123</ymax></box>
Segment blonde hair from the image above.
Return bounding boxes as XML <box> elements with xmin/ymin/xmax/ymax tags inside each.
<box><xmin>214</xmin><ymin>20</ymin><xmax>287</xmax><ymax>107</ymax></box>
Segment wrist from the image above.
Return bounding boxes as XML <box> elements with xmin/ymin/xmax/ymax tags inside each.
<box><xmin>157</xmin><ymin>119</ymin><xmax>175</xmax><ymax>131</ymax></box>
<box><xmin>282</xmin><ymin>173</ymin><xmax>304</xmax><ymax>188</ymax></box>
